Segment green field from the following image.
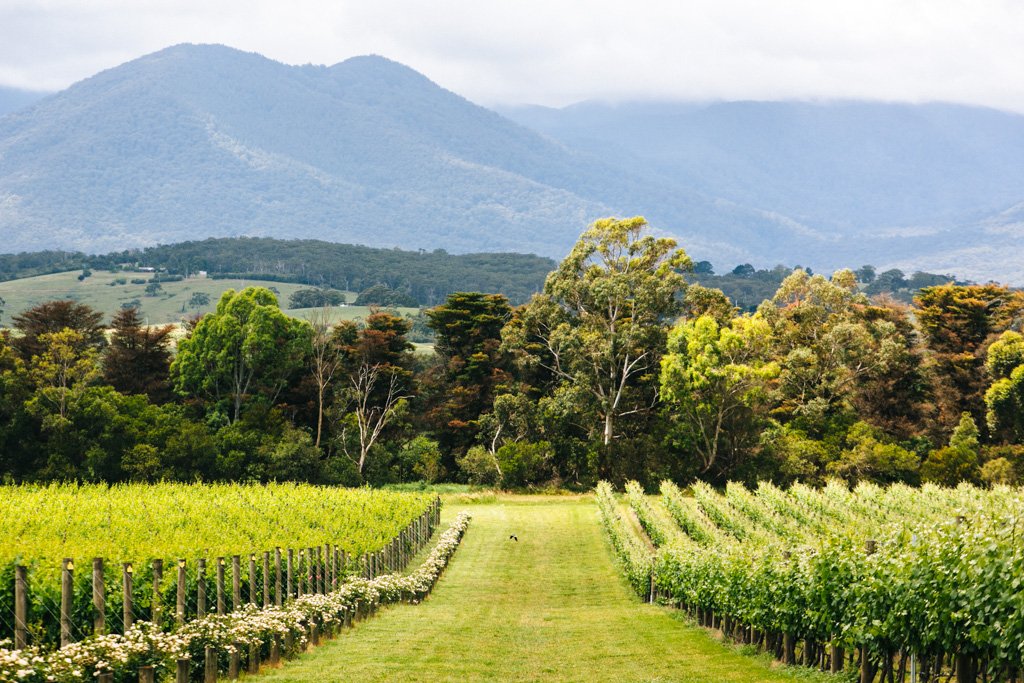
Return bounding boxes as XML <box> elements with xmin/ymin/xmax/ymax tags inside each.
<box><xmin>0</xmin><ymin>269</ymin><xmax>418</xmax><ymax>327</ymax></box>
<box><xmin>260</xmin><ymin>496</ymin><xmax>817</xmax><ymax>683</ymax></box>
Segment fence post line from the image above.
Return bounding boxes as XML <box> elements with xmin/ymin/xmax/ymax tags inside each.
<box><xmin>14</xmin><ymin>565</ymin><xmax>28</xmax><ymax>649</ymax></box>
<box><xmin>139</xmin><ymin>665</ymin><xmax>155</xmax><ymax>683</ymax></box>
<box><xmin>197</xmin><ymin>558</ymin><xmax>206</xmax><ymax>618</ymax></box>
<box><xmin>216</xmin><ymin>557</ymin><xmax>226</xmax><ymax>615</ymax></box>
<box><xmin>176</xmin><ymin>560</ymin><xmax>187</xmax><ymax>627</ymax></box>
<box><xmin>274</xmin><ymin>547</ymin><xmax>282</xmax><ymax>607</ymax></box>
<box><xmin>123</xmin><ymin>563</ymin><xmax>134</xmax><ymax>631</ymax></box>
<box><xmin>61</xmin><ymin>558</ymin><xmax>73</xmax><ymax>648</ymax></box>
<box><xmin>93</xmin><ymin>557</ymin><xmax>105</xmax><ymax>635</ymax></box>
<box><xmin>151</xmin><ymin>559</ymin><xmax>163</xmax><ymax>629</ymax></box>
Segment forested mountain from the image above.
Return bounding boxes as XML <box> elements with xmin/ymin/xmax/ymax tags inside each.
<box><xmin>0</xmin><ymin>86</ymin><xmax>48</xmax><ymax>118</ymax></box>
<box><xmin>1</xmin><ymin>44</ymin><xmax>1022</xmax><ymax>281</ymax></box>
<box><xmin>500</xmin><ymin>101</ymin><xmax>1024</xmax><ymax>282</ymax></box>
<box><xmin>0</xmin><ymin>44</ymin><xmax>801</xmax><ymax>262</ymax></box>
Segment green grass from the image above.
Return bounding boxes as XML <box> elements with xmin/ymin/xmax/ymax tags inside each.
<box><xmin>0</xmin><ymin>270</ymin><xmax>422</xmax><ymax>330</ymax></box>
<box><xmin>258</xmin><ymin>496</ymin><xmax>826</xmax><ymax>682</ymax></box>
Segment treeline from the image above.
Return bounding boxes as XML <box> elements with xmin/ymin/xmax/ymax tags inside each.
<box><xmin>0</xmin><ymin>218</ymin><xmax>1021</xmax><ymax>489</ymax></box>
<box><xmin>90</xmin><ymin>238</ymin><xmax>555</xmax><ymax>306</ymax></box>
<box><xmin>691</xmin><ymin>262</ymin><xmax>969</xmax><ymax>311</ymax></box>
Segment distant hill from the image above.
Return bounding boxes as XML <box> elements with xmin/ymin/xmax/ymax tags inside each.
<box><xmin>500</xmin><ymin>100</ymin><xmax>1024</xmax><ymax>282</ymax></box>
<box><xmin>0</xmin><ymin>237</ymin><xmax>556</xmax><ymax>306</ymax></box>
<box><xmin>0</xmin><ymin>86</ymin><xmax>49</xmax><ymax>118</ymax></box>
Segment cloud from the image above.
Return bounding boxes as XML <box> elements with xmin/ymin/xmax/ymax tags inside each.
<box><xmin>1</xmin><ymin>0</ymin><xmax>1022</xmax><ymax>112</ymax></box>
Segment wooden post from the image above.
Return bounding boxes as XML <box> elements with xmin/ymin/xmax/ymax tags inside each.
<box><xmin>307</xmin><ymin>547</ymin><xmax>315</xmax><ymax>594</ymax></box>
<box><xmin>232</xmin><ymin>555</ymin><xmax>241</xmax><ymax>610</ymax></box>
<box><xmin>832</xmin><ymin>644</ymin><xmax>845</xmax><ymax>673</ymax></box>
<box><xmin>274</xmin><ymin>547</ymin><xmax>282</xmax><ymax>607</ymax></box>
<box><xmin>248</xmin><ymin>641</ymin><xmax>259</xmax><ymax>673</ymax></box>
<box><xmin>324</xmin><ymin>544</ymin><xmax>331</xmax><ymax>591</ymax></box>
<box><xmin>956</xmin><ymin>654</ymin><xmax>975</xmax><ymax>683</ymax></box>
<box><xmin>176</xmin><ymin>559</ymin><xmax>186</xmax><ymax>627</ymax></box>
<box><xmin>123</xmin><ymin>563</ymin><xmax>134</xmax><ymax>631</ymax></box>
<box><xmin>271</xmin><ymin>634</ymin><xmax>281</xmax><ymax>664</ymax></box>
<box><xmin>14</xmin><ymin>565</ymin><xmax>28</xmax><ymax>649</ymax></box>
<box><xmin>139</xmin><ymin>665</ymin><xmax>155</xmax><ymax>683</ymax></box>
<box><xmin>93</xmin><ymin>557</ymin><xmax>105</xmax><ymax>635</ymax></box>
<box><xmin>98</xmin><ymin>674</ymin><xmax>113</xmax><ymax>683</ymax></box>
<box><xmin>263</xmin><ymin>551</ymin><xmax>270</xmax><ymax>607</ymax></box>
<box><xmin>248</xmin><ymin>554</ymin><xmax>257</xmax><ymax>605</ymax></box>
<box><xmin>229</xmin><ymin>644</ymin><xmax>241</xmax><ymax>679</ymax></box>
<box><xmin>216</xmin><ymin>557</ymin><xmax>226</xmax><ymax>615</ymax></box>
<box><xmin>176</xmin><ymin>658</ymin><xmax>190</xmax><ymax>683</ymax></box>
<box><xmin>61</xmin><ymin>558</ymin><xmax>73</xmax><ymax>648</ymax></box>
<box><xmin>204</xmin><ymin>645</ymin><xmax>217</xmax><ymax>683</ymax></box>
<box><xmin>286</xmin><ymin>549</ymin><xmax>294</xmax><ymax>601</ymax></box>
<box><xmin>297</xmin><ymin>550</ymin><xmax>304</xmax><ymax>597</ymax></box>
<box><xmin>152</xmin><ymin>559</ymin><xmax>163</xmax><ymax>629</ymax></box>
<box><xmin>197</xmin><ymin>558</ymin><xmax>206</xmax><ymax>618</ymax></box>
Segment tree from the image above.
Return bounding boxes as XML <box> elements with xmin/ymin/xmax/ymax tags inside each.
<box><xmin>915</xmin><ymin>284</ymin><xmax>1024</xmax><ymax>433</ymax></box>
<box><xmin>103</xmin><ymin>307</ymin><xmax>175</xmax><ymax>402</ymax></box>
<box><xmin>984</xmin><ymin>330</ymin><xmax>1024</xmax><ymax>443</ymax></box>
<box><xmin>332</xmin><ymin>311</ymin><xmax>415</xmax><ymax>476</ymax></box>
<box><xmin>660</xmin><ymin>314</ymin><xmax>779</xmax><ymax>476</ymax></box>
<box><xmin>289</xmin><ymin>288</ymin><xmax>345</xmax><ymax>309</ymax></box>
<box><xmin>26</xmin><ymin>329</ymin><xmax>100</xmax><ymax>421</ymax></box>
<box><xmin>921</xmin><ymin>413</ymin><xmax>981</xmax><ymax>485</ymax></box>
<box><xmin>308</xmin><ymin>306</ymin><xmax>344</xmax><ymax>448</ymax></box>
<box><xmin>171</xmin><ymin>287</ymin><xmax>311</xmax><ymax>422</ymax></box>
<box><xmin>504</xmin><ymin>217</ymin><xmax>691</xmax><ymax>455</ymax></box>
<box><xmin>187</xmin><ymin>292</ymin><xmax>211</xmax><ymax>310</ymax></box>
<box><xmin>11</xmin><ymin>300</ymin><xmax>105</xmax><ymax>360</ymax></box>
<box><xmin>422</xmin><ymin>292</ymin><xmax>512</xmax><ymax>456</ymax></box>
<box><xmin>828</xmin><ymin>421</ymin><xmax>919</xmax><ymax>484</ymax></box>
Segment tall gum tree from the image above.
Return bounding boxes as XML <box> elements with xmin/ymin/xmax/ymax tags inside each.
<box><xmin>171</xmin><ymin>287</ymin><xmax>311</xmax><ymax>422</ymax></box>
<box><xmin>504</xmin><ymin>216</ymin><xmax>691</xmax><ymax>453</ymax></box>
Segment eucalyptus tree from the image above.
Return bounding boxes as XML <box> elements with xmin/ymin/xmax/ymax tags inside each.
<box><xmin>504</xmin><ymin>216</ymin><xmax>691</xmax><ymax>452</ymax></box>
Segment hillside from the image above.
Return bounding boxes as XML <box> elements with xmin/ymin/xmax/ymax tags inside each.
<box><xmin>0</xmin><ymin>44</ymin><xmax>832</xmax><ymax>267</ymax></box>
<box><xmin>500</xmin><ymin>100</ymin><xmax>1024</xmax><ymax>282</ymax></box>
<box><xmin>0</xmin><ymin>86</ymin><xmax>48</xmax><ymax>118</ymax></box>
<box><xmin>1</xmin><ymin>45</ymin><xmax>1022</xmax><ymax>280</ymax></box>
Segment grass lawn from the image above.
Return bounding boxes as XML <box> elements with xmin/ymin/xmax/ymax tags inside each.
<box><xmin>258</xmin><ymin>496</ymin><xmax>823</xmax><ymax>682</ymax></box>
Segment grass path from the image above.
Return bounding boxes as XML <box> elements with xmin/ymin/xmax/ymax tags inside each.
<box><xmin>259</xmin><ymin>497</ymin><xmax>811</xmax><ymax>682</ymax></box>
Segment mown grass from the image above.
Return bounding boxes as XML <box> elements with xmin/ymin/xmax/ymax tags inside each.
<box><xmin>258</xmin><ymin>496</ymin><xmax>829</xmax><ymax>682</ymax></box>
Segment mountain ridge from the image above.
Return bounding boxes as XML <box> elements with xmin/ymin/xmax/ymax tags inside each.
<box><xmin>1</xmin><ymin>44</ymin><xmax>1022</xmax><ymax>281</ymax></box>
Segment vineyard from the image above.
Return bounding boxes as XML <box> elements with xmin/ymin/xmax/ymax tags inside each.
<box><xmin>0</xmin><ymin>483</ymin><xmax>444</xmax><ymax>660</ymax></box>
<box><xmin>597</xmin><ymin>480</ymin><xmax>1024</xmax><ymax>683</ymax></box>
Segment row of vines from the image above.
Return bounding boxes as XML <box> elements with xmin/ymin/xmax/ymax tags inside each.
<box><xmin>0</xmin><ymin>483</ymin><xmax>436</xmax><ymax>648</ymax></box>
<box><xmin>599</xmin><ymin>480</ymin><xmax>1024</xmax><ymax>683</ymax></box>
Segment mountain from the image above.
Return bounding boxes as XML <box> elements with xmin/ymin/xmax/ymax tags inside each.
<box><xmin>0</xmin><ymin>44</ymin><xmax>808</xmax><ymax>262</ymax></box>
<box><xmin>500</xmin><ymin>100</ymin><xmax>1024</xmax><ymax>281</ymax></box>
<box><xmin>0</xmin><ymin>86</ymin><xmax>49</xmax><ymax>118</ymax></box>
<box><xmin>1</xmin><ymin>45</ymin><xmax>1022</xmax><ymax>281</ymax></box>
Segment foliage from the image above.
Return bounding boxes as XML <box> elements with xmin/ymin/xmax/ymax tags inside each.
<box><xmin>102</xmin><ymin>307</ymin><xmax>174</xmax><ymax>403</ymax></box>
<box><xmin>171</xmin><ymin>287</ymin><xmax>311</xmax><ymax>422</ymax></box>
<box><xmin>287</xmin><ymin>288</ymin><xmax>346</xmax><ymax>309</ymax></box>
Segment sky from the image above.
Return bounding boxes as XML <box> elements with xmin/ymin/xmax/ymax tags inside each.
<box><xmin>1</xmin><ymin>0</ymin><xmax>1023</xmax><ymax>112</ymax></box>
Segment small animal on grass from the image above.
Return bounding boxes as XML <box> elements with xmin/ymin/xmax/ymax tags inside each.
<box><xmin>509</xmin><ymin>535</ymin><xmax>518</xmax><ymax>542</ymax></box>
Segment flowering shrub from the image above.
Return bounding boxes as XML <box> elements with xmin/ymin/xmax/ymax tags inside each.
<box><xmin>0</xmin><ymin>513</ymin><xmax>471</xmax><ymax>683</ymax></box>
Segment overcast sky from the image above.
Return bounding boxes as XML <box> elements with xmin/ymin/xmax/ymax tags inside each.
<box><xmin>1</xmin><ymin>0</ymin><xmax>1023</xmax><ymax>112</ymax></box>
